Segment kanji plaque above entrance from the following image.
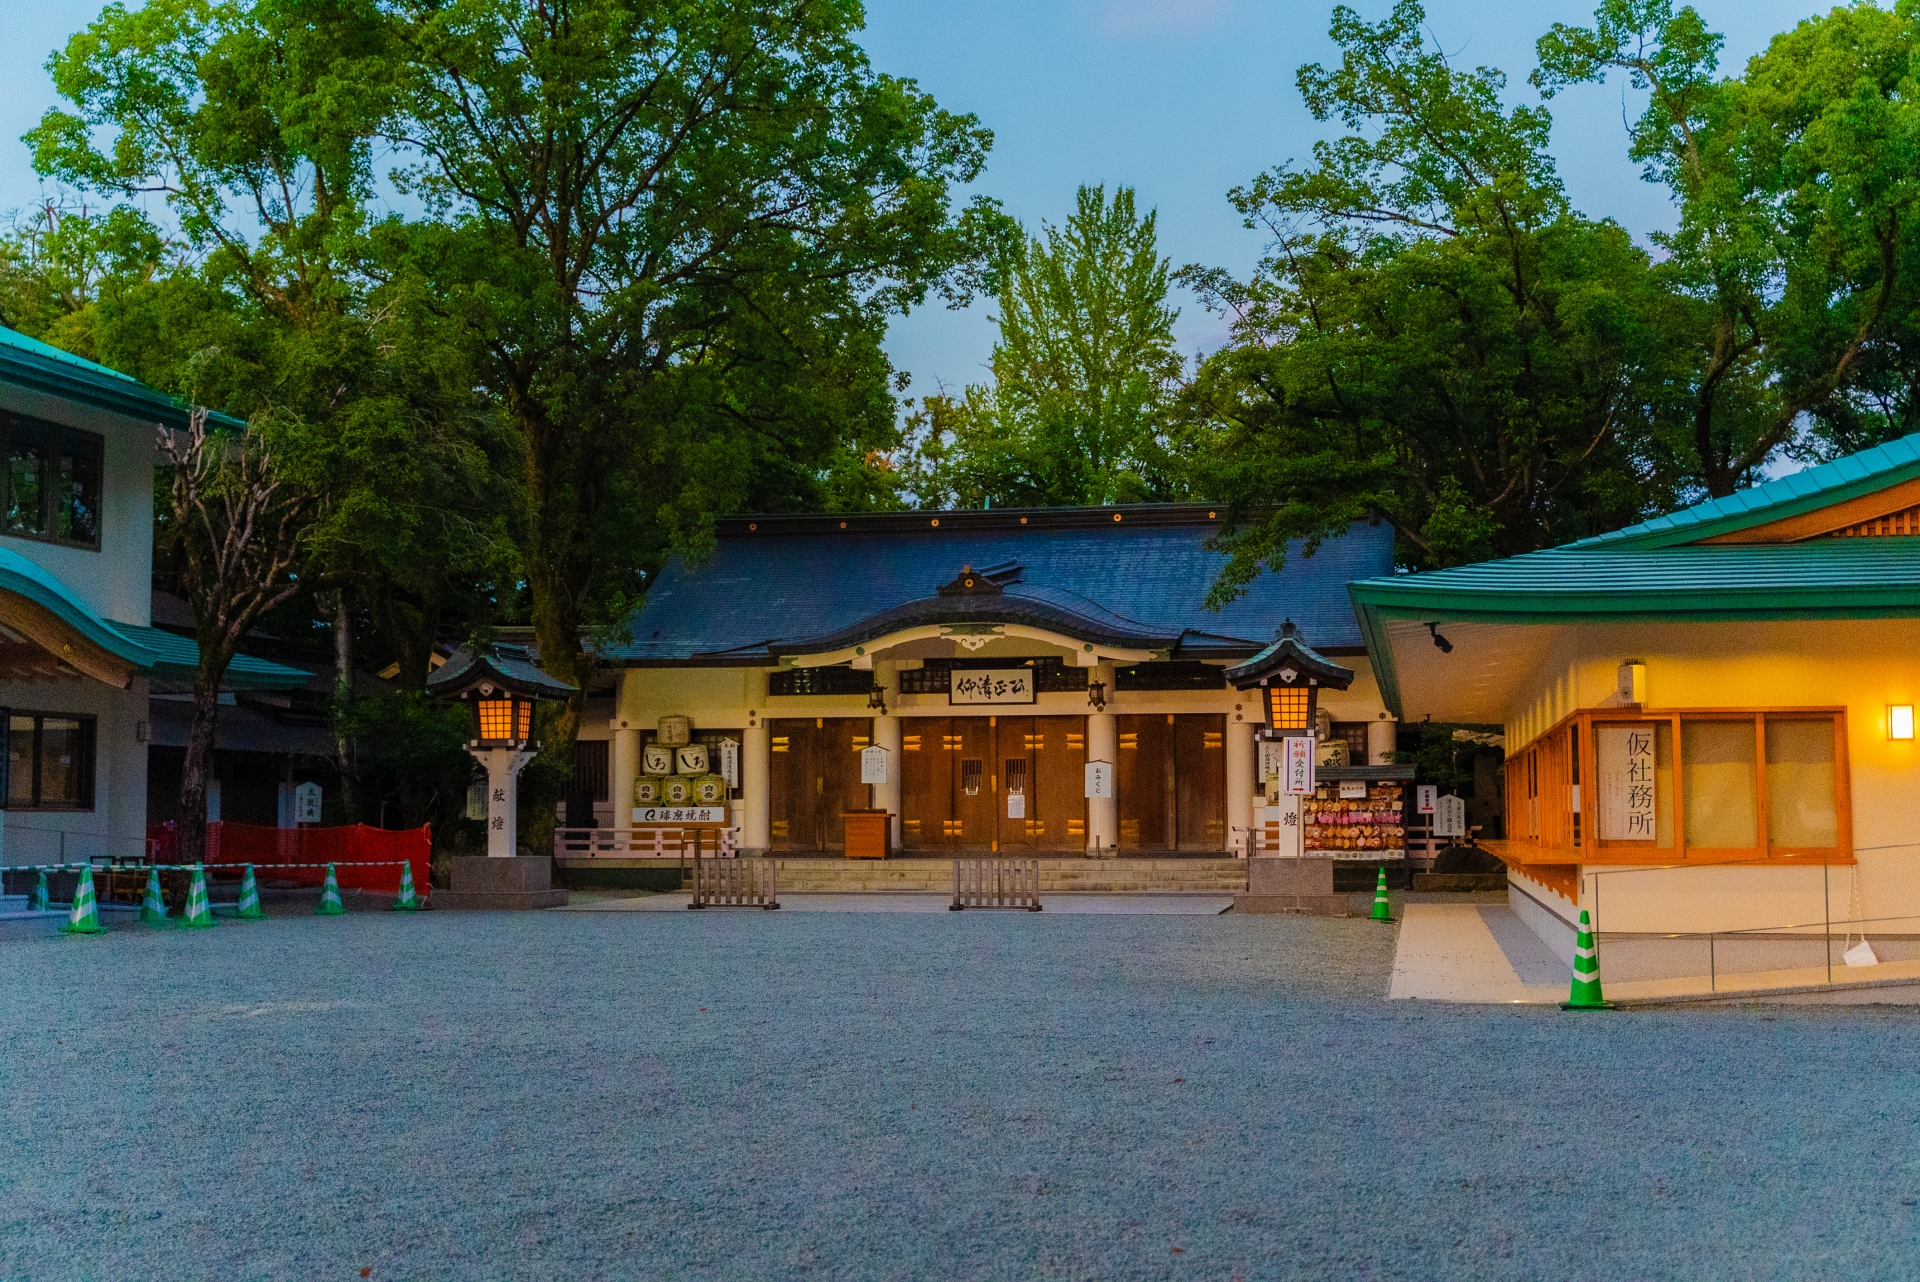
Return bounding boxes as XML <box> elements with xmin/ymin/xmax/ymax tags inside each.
<box><xmin>949</xmin><ymin>669</ymin><xmax>1036</xmax><ymax>705</ymax></box>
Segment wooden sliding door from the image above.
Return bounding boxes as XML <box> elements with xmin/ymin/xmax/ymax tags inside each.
<box><xmin>900</xmin><ymin>715</ymin><xmax>1086</xmax><ymax>852</ymax></box>
<box><xmin>768</xmin><ymin>717</ymin><xmax>872</xmax><ymax>851</ymax></box>
<box><xmin>1117</xmin><ymin>713</ymin><xmax>1225</xmax><ymax>851</ymax></box>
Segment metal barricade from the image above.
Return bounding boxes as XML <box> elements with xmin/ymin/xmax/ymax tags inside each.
<box><xmin>949</xmin><ymin>858</ymin><xmax>1043</xmax><ymax>911</ymax></box>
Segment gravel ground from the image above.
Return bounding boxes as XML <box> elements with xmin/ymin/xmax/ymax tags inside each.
<box><xmin>4</xmin><ymin>909</ymin><xmax>1920</xmax><ymax>1280</ymax></box>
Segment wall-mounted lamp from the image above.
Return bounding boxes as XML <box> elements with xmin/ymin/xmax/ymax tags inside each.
<box><xmin>867</xmin><ymin>683</ymin><xmax>889</xmax><ymax>716</ymax></box>
<box><xmin>1087</xmin><ymin>679</ymin><xmax>1107</xmax><ymax>712</ymax></box>
<box><xmin>1892</xmin><ymin>705</ymin><xmax>1914</xmax><ymax>740</ymax></box>
<box><xmin>1425</xmin><ymin>622</ymin><xmax>1453</xmax><ymax>654</ymax></box>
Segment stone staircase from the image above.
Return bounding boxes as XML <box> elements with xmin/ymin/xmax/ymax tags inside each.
<box><xmin>766</xmin><ymin>857</ymin><xmax>1248</xmax><ymax>895</ymax></box>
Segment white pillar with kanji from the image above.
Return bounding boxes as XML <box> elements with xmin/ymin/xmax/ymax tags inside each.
<box><xmin>475</xmin><ymin>744</ymin><xmax>537</xmax><ymax>858</ymax></box>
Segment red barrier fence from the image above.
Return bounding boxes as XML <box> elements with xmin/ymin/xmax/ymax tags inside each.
<box><xmin>145</xmin><ymin>822</ymin><xmax>432</xmax><ymax>895</ymax></box>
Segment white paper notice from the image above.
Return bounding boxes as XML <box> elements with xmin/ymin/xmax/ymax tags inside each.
<box><xmin>1597</xmin><ymin>726</ymin><xmax>1657</xmax><ymax>841</ymax></box>
<box><xmin>1007</xmin><ymin>792</ymin><xmax>1025</xmax><ymax>819</ymax></box>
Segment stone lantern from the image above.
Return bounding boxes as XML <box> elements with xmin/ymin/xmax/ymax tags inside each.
<box><xmin>427</xmin><ymin>645</ymin><xmax>576</xmax><ymax>908</ymax></box>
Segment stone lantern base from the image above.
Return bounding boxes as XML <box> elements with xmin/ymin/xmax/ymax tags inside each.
<box><xmin>432</xmin><ymin>855</ymin><xmax>570</xmax><ymax>910</ymax></box>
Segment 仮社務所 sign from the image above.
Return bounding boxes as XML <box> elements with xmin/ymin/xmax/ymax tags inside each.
<box><xmin>1597</xmin><ymin>726</ymin><xmax>1657</xmax><ymax>841</ymax></box>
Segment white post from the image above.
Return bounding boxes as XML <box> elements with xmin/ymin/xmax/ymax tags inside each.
<box><xmin>742</xmin><ymin>668</ymin><xmax>771</xmax><ymax>853</ymax></box>
<box><xmin>873</xmin><ymin>660</ymin><xmax>902</xmax><ymax>846</ymax></box>
<box><xmin>610</xmin><ymin>722</ymin><xmax>639</xmax><ymax>836</ymax></box>
<box><xmin>1226</xmin><ymin>719</ymin><xmax>1254</xmax><ymax>858</ymax></box>
<box><xmin>475</xmin><ymin>745</ymin><xmax>536</xmax><ymax>857</ymax></box>
<box><xmin>1087</xmin><ymin>662</ymin><xmax>1117</xmax><ymax>853</ymax></box>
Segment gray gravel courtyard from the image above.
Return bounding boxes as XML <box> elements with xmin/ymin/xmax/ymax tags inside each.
<box><xmin>5</xmin><ymin>903</ymin><xmax>1920</xmax><ymax>1279</ymax></box>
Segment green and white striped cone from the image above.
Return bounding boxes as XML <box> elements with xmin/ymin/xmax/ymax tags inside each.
<box><xmin>234</xmin><ymin>865</ymin><xmax>266</xmax><ymax>920</ymax></box>
<box><xmin>29</xmin><ymin>869</ymin><xmax>49</xmax><ymax>911</ymax></box>
<box><xmin>316</xmin><ymin>864</ymin><xmax>346</xmax><ymax>916</ymax></box>
<box><xmin>181</xmin><ymin>864</ymin><xmax>217</xmax><ymax>928</ymax></box>
<box><xmin>390</xmin><ymin>861</ymin><xmax>424</xmax><ymax>911</ymax></box>
<box><xmin>59</xmin><ymin>865</ymin><xmax>107</xmax><ymax>935</ymax></box>
<box><xmin>1369</xmin><ymin>865</ymin><xmax>1394</xmax><ymax>922</ymax></box>
<box><xmin>139</xmin><ymin>867</ymin><xmax>170</xmax><ymax>924</ymax></box>
<box><xmin>1562</xmin><ymin>909</ymin><xmax>1614</xmax><ymax>1010</ymax></box>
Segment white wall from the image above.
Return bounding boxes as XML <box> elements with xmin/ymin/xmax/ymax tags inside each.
<box><xmin>0</xmin><ymin>674</ymin><xmax>149</xmax><ymax>866</ymax></box>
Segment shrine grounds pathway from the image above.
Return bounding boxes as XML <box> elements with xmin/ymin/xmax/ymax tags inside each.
<box><xmin>6</xmin><ymin>902</ymin><xmax>1920</xmax><ymax>1280</ymax></box>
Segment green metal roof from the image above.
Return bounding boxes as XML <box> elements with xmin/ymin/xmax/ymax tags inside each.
<box><xmin>0</xmin><ymin>545</ymin><xmax>162</xmax><ymax>670</ymax></box>
<box><xmin>110</xmin><ymin>624</ymin><xmax>311</xmax><ymax>691</ymax></box>
<box><xmin>0</xmin><ymin>325</ymin><xmax>240</xmax><ymax>431</ymax></box>
<box><xmin>1571</xmin><ymin>432</ymin><xmax>1920</xmax><ymax>549</ymax></box>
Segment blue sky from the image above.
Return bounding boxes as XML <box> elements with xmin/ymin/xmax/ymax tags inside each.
<box><xmin>0</xmin><ymin>0</ymin><xmax>1848</xmax><ymax>398</ymax></box>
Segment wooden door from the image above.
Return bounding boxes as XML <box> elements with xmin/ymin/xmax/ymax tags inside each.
<box><xmin>1026</xmin><ymin>715</ymin><xmax>1087</xmax><ymax>851</ymax></box>
<box><xmin>768</xmin><ymin>718</ymin><xmax>817</xmax><ymax>850</ymax></box>
<box><xmin>1173</xmin><ymin>714</ymin><xmax>1226</xmax><ymax>850</ymax></box>
<box><xmin>998</xmin><ymin>716</ymin><xmax>1036</xmax><ymax>851</ymax></box>
<box><xmin>767</xmin><ymin>716</ymin><xmax>871</xmax><ymax>851</ymax></box>
<box><xmin>1117</xmin><ymin>714</ymin><xmax>1173</xmax><ymax>850</ymax></box>
<box><xmin>951</xmin><ymin>716</ymin><xmax>996</xmax><ymax>850</ymax></box>
<box><xmin>900</xmin><ymin>718</ymin><xmax>949</xmax><ymax>851</ymax></box>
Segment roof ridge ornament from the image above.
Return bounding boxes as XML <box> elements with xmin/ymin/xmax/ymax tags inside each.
<box><xmin>936</xmin><ymin>563</ymin><xmax>1010</xmax><ymax>596</ymax></box>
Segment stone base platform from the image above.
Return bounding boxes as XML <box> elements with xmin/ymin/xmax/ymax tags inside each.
<box><xmin>434</xmin><ymin>856</ymin><xmax>569</xmax><ymax>910</ymax></box>
<box><xmin>1231</xmin><ymin>856</ymin><xmax>1353</xmax><ymax>916</ymax></box>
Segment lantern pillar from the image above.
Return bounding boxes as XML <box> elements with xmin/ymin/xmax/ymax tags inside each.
<box><xmin>741</xmin><ymin>668</ymin><xmax>771</xmax><ymax>853</ymax></box>
<box><xmin>1086</xmin><ymin>661</ymin><xmax>1118</xmax><ymax>854</ymax></box>
<box><xmin>474</xmin><ymin>744</ymin><xmax>537</xmax><ymax>858</ymax></box>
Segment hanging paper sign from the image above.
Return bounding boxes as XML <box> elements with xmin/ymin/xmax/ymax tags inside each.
<box><xmin>1283</xmin><ymin>737</ymin><xmax>1315</xmax><ymax>795</ymax></box>
<box><xmin>1597</xmin><ymin>726</ymin><xmax>1657</xmax><ymax>841</ymax></box>
<box><xmin>860</xmin><ymin>744</ymin><xmax>889</xmax><ymax>785</ymax></box>
<box><xmin>949</xmin><ymin>669</ymin><xmax>1035</xmax><ymax>705</ymax></box>
<box><xmin>1007</xmin><ymin>792</ymin><xmax>1026</xmax><ymax>819</ymax></box>
<box><xmin>1085</xmin><ymin>760</ymin><xmax>1114</xmax><ymax>799</ymax></box>
<box><xmin>1416</xmin><ymin>784</ymin><xmax>1436</xmax><ymax>815</ymax></box>
<box><xmin>1259</xmin><ymin>739</ymin><xmax>1285</xmax><ymax>782</ymax></box>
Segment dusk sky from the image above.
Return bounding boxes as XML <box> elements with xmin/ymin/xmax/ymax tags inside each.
<box><xmin>0</xmin><ymin>1</ymin><xmax>1846</xmax><ymax>399</ymax></box>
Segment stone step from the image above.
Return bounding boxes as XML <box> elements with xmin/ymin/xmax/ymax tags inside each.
<box><xmin>764</xmin><ymin>857</ymin><xmax>1247</xmax><ymax>894</ymax></box>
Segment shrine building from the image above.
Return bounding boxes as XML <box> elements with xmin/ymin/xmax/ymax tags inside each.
<box><xmin>1350</xmin><ymin>431</ymin><xmax>1920</xmax><ymax>957</ymax></box>
<box><xmin>589</xmin><ymin>505</ymin><xmax>1398</xmax><ymax>859</ymax></box>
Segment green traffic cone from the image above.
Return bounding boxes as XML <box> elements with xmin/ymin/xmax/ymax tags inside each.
<box><xmin>234</xmin><ymin>865</ymin><xmax>267</xmax><ymax>920</ymax></box>
<box><xmin>59</xmin><ymin>865</ymin><xmax>107</xmax><ymax>935</ymax></box>
<box><xmin>390</xmin><ymin>861</ymin><xmax>425</xmax><ymax>911</ymax></box>
<box><xmin>181</xmin><ymin>864</ymin><xmax>217</xmax><ymax>929</ymax></box>
<box><xmin>29</xmin><ymin>868</ymin><xmax>49</xmax><ymax>912</ymax></box>
<box><xmin>139</xmin><ymin>867</ymin><xmax>171</xmax><ymax>925</ymax></box>
<box><xmin>1369</xmin><ymin>865</ymin><xmax>1394</xmax><ymax>922</ymax></box>
<box><xmin>1562</xmin><ymin>909</ymin><xmax>1615</xmax><ymax>1010</ymax></box>
<box><xmin>316</xmin><ymin>864</ymin><xmax>346</xmax><ymax>916</ymax></box>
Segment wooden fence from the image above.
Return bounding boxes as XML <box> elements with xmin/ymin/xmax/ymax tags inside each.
<box><xmin>950</xmin><ymin>858</ymin><xmax>1043</xmax><ymax>911</ymax></box>
<box><xmin>689</xmin><ymin>854</ymin><xmax>779</xmax><ymax>910</ymax></box>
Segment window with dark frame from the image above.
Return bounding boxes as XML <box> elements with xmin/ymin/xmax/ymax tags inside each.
<box><xmin>1</xmin><ymin>413</ymin><xmax>103</xmax><ymax>550</ymax></box>
<box><xmin>5</xmin><ymin>711</ymin><xmax>96</xmax><ymax>810</ymax></box>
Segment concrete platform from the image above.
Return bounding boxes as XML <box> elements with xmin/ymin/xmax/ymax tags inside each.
<box><xmin>1388</xmin><ymin>901</ymin><xmax>1920</xmax><ymax>1005</ymax></box>
<box><xmin>432</xmin><ymin>856</ymin><xmax>569</xmax><ymax>911</ymax></box>
<box><xmin>554</xmin><ymin>891</ymin><xmax>1236</xmax><ymax>915</ymax></box>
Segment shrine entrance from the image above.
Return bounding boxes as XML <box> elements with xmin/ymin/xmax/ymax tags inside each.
<box><xmin>900</xmin><ymin>715</ymin><xmax>1087</xmax><ymax>852</ymax></box>
<box><xmin>768</xmin><ymin>717</ymin><xmax>872</xmax><ymax>851</ymax></box>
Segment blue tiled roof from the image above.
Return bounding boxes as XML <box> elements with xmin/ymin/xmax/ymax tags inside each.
<box><xmin>608</xmin><ymin>507</ymin><xmax>1395</xmax><ymax>663</ymax></box>
<box><xmin>1571</xmin><ymin>432</ymin><xmax>1920</xmax><ymax>548</ymax></box>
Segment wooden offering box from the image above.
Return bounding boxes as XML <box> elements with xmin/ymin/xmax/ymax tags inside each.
<box><xmin>842</xmin><ymin>810</ymin><xmax>893</xmax><ymax>860</ymax></box>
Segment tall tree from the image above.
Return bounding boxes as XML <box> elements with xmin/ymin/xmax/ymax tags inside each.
<box><xmin>1536</xmin><ymin>0</ymin><xmax>1920</xmax><ymax>487</ymax></box>
<box><xmin>381</xmin><ymin>0</ymin><xmax>1000</xmax><ymax>776</ymax></box>
<box><xmin>905</xmin><ymin>184</ymin><xmax>1183</xmax><ymax>507</ymax></box>
<box><xmin>1177</xmin><ymin>1</ymin><xmax>1667</xmax><ymax>599</ymax></box>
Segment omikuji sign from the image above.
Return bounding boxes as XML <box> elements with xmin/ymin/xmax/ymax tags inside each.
<box><xmin>949</xmin><ymin>669</ymin><xmax>1036</xmax><ymax>705</ymax></box>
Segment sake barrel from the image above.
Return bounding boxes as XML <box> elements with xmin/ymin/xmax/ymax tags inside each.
<box><xmin>657</xmin><ymin>715</ymin><xmax>692</xmax><ymax>747</ymax></box>
<box><xmin>693</xmin><ymin>774</ymin><xmax>726</xmax><ymax>804</ymax></box>
<box><xmin>642</xmin><ymin>742</ymin><xmax>676</xmax><ymax>776</ymax></box>
<box><xmin>676</xmin><ymin>743</ymin><xmax>709</xmax><ymax>775</ymax></box>
<box><xmin>634</xmin><ymin>776</ymin><xmax>662</xmax><ymax>805</ymax></box>
<box><xmin>663</xmin><ymin>775</ymin><xmax>693</xmax><ymax>805</ymax></box>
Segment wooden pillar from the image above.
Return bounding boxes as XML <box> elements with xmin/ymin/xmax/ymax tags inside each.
<box><xmin>1226</xmin><ymin>717</ymin><xmax>1254</xmax><ymax>858</ymax></box>
<box><xmin>741</xmin><ymin>668</ymin><xmax>771</xmax><ymax>852</ymax></box>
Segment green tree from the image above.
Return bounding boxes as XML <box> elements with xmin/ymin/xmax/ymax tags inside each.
<box><xmin>1178</xmin><ymin>1</ymin><xmax>1669</xmax><ymax>600</ymax></box>
<box><xmin>1536</xmin><ymin>0</ymin><xmax>1920</xmax><ymax>484</ymax></box>
<box><xmin>905</xmin><ymin>184</ymin><xmax>1184</xmax><ymax>507</ymax></box>
<box><xmin>379</xmin><ymin>0</ymin><xmax>1001</xmax><ymax>801</ymax></box>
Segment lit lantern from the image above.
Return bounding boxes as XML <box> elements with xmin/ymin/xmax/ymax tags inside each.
<box><xmin>1892</xmin><ymin>705</ymin><xmax>1914</xmax><ymax>741</ymax></box>
<box><xmin>1224</xmin><ymin>621</ymin><xmax>1356</xmax><ymax>740</ymax></box>
<box><xmin>471</xmin><ymin>682</ymin><xmax>536</xmax><ymax>746</ymax></box>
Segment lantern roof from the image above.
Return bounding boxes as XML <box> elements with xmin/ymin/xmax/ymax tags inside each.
<box><xmin>1222</xmin><ymin>621</ymin><xmax>1355</xmax><ymax>691</ymax></box>
<box><xmin>426</xmin><ymin>644</ymin><xmax>576</xmax><ymax>702</ymax></box>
